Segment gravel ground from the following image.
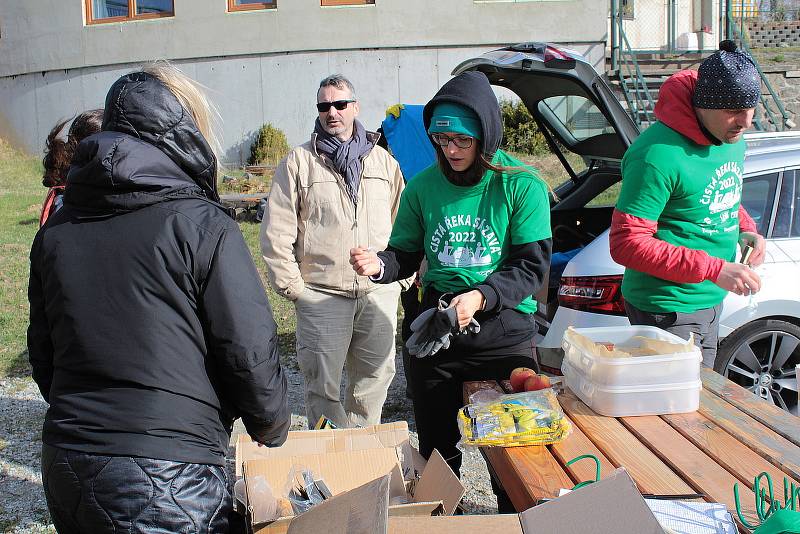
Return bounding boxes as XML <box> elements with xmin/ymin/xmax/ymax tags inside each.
<box><xmin>0</xmin><ymin>347</ymin><xmax>497</xmax><ymax>532</ymax></box>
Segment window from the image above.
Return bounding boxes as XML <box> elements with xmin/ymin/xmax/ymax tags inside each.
<box><xmin>228</xmin><ymin>0</ymin><xmax>276</xmax><ymax>11</ymax></box>
<box><xmin>741</xmin><ymin>172</ymin><xmax>779</xmax><ymax>237</ymax></box>
<box><xmin>772</xmin><ymin>170</ymin><xmax>800</xmax><ymax>238</ymax></box>
<box><xmin>321</xmin><ymin>0</ymin><xmax>374</xmax><ymax>5</ymax></box>
<box><xmin>790</xmin><ymin>171</ymin><xmax>800</xmax><ymax>238</ymax></box>
<box><xmin>621</xmin><ymin>0</ymin><xmax>634</xmax><ymax>20</ymax></box>
<box><xmin>86</xmin><ymin>0</ymin><xmax>174</xmax><ymax>24</ymax></box>
<box><xmin>538</xmin><ymin>96</ymin><xmax>616</xmax><ymax>144</ymax></box>
<box><xmin>585</xmin><ymin>182</ymin><xmax>622</xmax><ymax>208</ymax></box>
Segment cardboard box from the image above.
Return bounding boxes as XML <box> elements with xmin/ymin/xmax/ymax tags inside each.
<box><xmin>235</xmin><ymin>421</ymin><xmax>423</xmax><ymax>478</ymax></box>
<box><xmin>388</xmin><ymin>514</ymin><xmax>524</xmax><ymax>533</ymax></box>
<box><xmin>513</xmin><ymin>468</ymin><xmax>666</xmax><ymax>533</ymax></box>
<box><xmin>252</xmin><ymin>467</ymin><xmax>665</xmax><ymax>534</ymax></box>
<box><xmin>389</xmin><ymin>468</ymin><xmax>667</xmax><ymax>534</ymax></box>
<box><xmin>237</xmin><ymin>422</ymin><xmax>465</xmax><ymax>533</ymax></box>
<box><xmin>244</xmin><ymin>473</ymin><xmax>393</xmax><ymax>534</ymax></box>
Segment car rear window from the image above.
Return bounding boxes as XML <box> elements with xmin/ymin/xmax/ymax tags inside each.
<box><xmin>742</xmin><ymin>172</ymin><xmax>779</xmax><ymax>237</ymax></box>
<box><xmin>539</xmin><ymin>95</ymin><xmax>616</xmax><ymax>143</ymax></box>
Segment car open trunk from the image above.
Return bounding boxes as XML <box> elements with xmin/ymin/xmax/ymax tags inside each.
<box><xmin>454</xmin><ymin>43</ymin><xmax>638</xmax><ymax>333</ymax></box>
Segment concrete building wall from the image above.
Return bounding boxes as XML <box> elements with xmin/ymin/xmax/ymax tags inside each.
<box><xmin>0</xmin><ymin>0</ymin><xmax>608</xmax><ymax>159</ymax></box>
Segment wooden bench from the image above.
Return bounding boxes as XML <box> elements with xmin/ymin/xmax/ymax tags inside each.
<box><xmin>463</xmin><ymin>368</ymin><xmax>800</xmax><ymax>533</ymax></box>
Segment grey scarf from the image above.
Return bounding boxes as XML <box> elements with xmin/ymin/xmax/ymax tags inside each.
<box><xmin>314</xmin><ymin>118</ymin><xmax>374</xmax><ymax>205</ymax></box>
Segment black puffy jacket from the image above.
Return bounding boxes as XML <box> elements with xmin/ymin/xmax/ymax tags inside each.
<box><xmin>27</xmin><ymin>72</ymin><xmax>290</xmax><ymax>466</ymax></box>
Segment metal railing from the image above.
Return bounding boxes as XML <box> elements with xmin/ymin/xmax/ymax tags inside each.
<box><xmin>610</xmin><ymin>0</ymin><xmax>657</xmax><ymax>128</ymax></box>
<box><xmin>730</xmin><ymin>0</ymin><xmax>799</xmax><ymax>22</ymax></box>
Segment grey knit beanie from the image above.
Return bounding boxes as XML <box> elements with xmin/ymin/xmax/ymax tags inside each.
<box><xmin>692</xmin><ymin>40</ymin><xmax>760</xmax><ymax>110</ymax></box>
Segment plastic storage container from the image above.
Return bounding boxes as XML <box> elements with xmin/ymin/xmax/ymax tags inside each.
<box><xmin>563</xmin><ymin>360</ymin><xmax>702</xmax><ymax>417</ymax></box>
<box><xmin>561</xmin><ymin>326</ymin><xmax>701</xmax><ymax>387</ymax></box>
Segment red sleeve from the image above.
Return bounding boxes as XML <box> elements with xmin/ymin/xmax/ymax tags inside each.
<box><xmin>609</xmin><ymin>209</ymin><xmax>725</xmax><ymax>283</ymax></box>
<box><xmin>738</xmin><ymin>205</ymin><xmax>758</xmax><ymax>234</ymax></box>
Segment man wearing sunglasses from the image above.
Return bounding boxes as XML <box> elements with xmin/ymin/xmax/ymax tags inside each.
<box><xmin>261</xmin><ymin>74</ymin><xmax>408</xmax><ymax>429</ymax></box>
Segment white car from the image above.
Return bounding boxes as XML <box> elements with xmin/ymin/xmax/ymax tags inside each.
<box><xmin>455</xmin><ymin>45</ymin><xmax>800</xmax><ymax>414</ymax></box>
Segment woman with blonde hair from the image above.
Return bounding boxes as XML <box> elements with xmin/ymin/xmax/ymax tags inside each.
<box><xmin>28</xmin><ymin>64</ymin><xmax>290</xmax><ymax>533</ymax></box>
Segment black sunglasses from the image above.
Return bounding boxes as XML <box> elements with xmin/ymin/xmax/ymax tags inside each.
<box><xmin>430</xmin><ymin>133</ymin><xmax>474</xmax><ymax>149</ymax></box>
<box><xmin>316</xmin><ymin>99</ymin><xmax>356</xmax><ymax>113</ymax></box>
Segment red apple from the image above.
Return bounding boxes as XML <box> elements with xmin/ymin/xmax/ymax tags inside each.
<box><xmin>524</xmin><ymin>374</ymin><xmax>552</xmax><ymax>392</ymax></box>
<box><xmin>510</xmin><ymin>367</ymin><xmax>537</xmax><ymax>393</ymax></box>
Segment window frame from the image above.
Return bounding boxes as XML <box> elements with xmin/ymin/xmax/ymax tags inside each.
<box><xmin>85</xmin><ymin>0</ymin><xmax>174</xmax><ymax>25</ymax></box>
<box><xmin>621</xmin><ymin>0</ymin><xmax>634</xmax><ymax>20</ymax></box>
<box><xmin>741</xmin><ymin>171</ymin><xmax>781</xmax><ymax>239</ymax></box>
<box><xmin>320</xmin><ymin>0</ymin><xmax>374</xmax><ymax>6</ymax></box>
<box><xmin>771</xmin><ymin>168</ymin><xmax>800</xmax><ymax>240</ymax></box>
<box><xmin>227</xmin><ymin>0</ymin><xmax>277</xmax><ymax>12</ymax></box>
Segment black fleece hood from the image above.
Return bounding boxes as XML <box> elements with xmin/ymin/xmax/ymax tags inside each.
<box><xmin>100</xmin><ymin>71</ymin><xmax>219</xmax><ymax>201</ymax></box>
<box><xmin>423</xmin><ymin>71</ymin><xmax>503</xmax><ymax>157</ymax></box>
<box><xmin>65</xmin><ymin>131</ymin><xmax>211</xmax><ymax>213</ymax></box>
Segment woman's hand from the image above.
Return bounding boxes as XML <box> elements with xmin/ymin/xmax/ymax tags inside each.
<box><xmin>350</xmin><ymin>247</ymin><xmax>381</xmax><ymax>277</ymax></box>
<box><xmin>448</xmin><ymin>290</ymin><xmax>485</xmax><ymax>329</ymax></box>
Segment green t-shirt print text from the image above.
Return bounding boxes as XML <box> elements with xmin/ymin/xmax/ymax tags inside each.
<box><xmin>389</xmin><ymin>150</ymin><xmax>552</xmax><ymax>314</ymax></box>
<box><xmin>616</xmin><ymin>122</ymin><xmax>746</xmax><ymax>313</ymax></box>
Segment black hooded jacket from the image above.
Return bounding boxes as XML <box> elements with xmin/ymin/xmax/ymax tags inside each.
<box><xmin>27</xmin><ymin>72</ymin><xmax>290</xmax><ymax>465</ymax></box>
<box><xmin>378</xmin><ymin>71</ymin><xmax>551</xmax><ymax>318</ymax></box>
<box><xmin>423</xmin><ymin>70</ymin><xmax>504</xmax><ymax>157</ymax></box>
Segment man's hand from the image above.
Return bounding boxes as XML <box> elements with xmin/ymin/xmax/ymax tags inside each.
<box><xmin>714</xmin><ymin>262</ymin><xmax>762</xmax><ymax>296</ymax></box>
<box><xmin>350</xmin><ymin>247</ymin><xmax>381</xmax><ymax>277</ymax></box>
<box><xmin>739</xmin><ymin>232</ymin><xmax>766</xmax><ymax>267</ymax></box>
<box><xmin>448</xmin><ymin>290</ymin><xmax>485</xmax><ymax>329</ymax></box>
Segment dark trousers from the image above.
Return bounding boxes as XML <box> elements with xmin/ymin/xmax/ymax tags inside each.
<box><xmin>42</xmin><ymin>444</ymin><xmax>231</xmax><ymax>534</ymax></box>
<box><xmin>400</xmin><ymin>284</ymin><xmax>422</xmax><ymax>397</ymax></box>
<box><xmin>406</xmin><ymin>327</ymin><xmax>538</xmax><ymax>476</ymax></box>
<box><xmin>625</xmin><ymin>301</ymin><xmax>722</xmax><ymax>367</ymax></box>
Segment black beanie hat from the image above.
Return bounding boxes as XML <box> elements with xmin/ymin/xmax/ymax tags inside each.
<box><xmin>692</xmin><ymin>40</ymin><xmax>760</xmax><ymax>110</ymax></box>
<box><xmin>423</xmin><ymin>71</ymin><xmax>503</xmax><ymax>156</ymax></box>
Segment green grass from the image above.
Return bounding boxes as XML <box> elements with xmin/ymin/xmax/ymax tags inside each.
<box><xmin>0</xmin><ymin>143</ymin><xmax>603</xmax><ymax>378</ymax></box>
<box><xmin>752</xmin><ymin>46</ymin><xmax>800</xmax><ymax>54</ymax></box>
<box><xmin>512</xmin><ymin>150</ymin><xmax>621</xmax><ymax>207</ymax></box>
<box><xmin>0</xmin><ymin>139</ymin><xmax>298</xmax><ymax>379</ymax></box>
<box><xmin>238</xmin><ymin>219</ymin><xmax>299</xmax><ymax>369</ymax></box>
<box><xmin>0</xmin><ymin>140</ymin><xmax>42</xmax><ymax>377</ymax></box>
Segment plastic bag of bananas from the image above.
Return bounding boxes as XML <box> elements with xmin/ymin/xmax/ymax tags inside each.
<box><xmin>457</xmin><ymin>388</ymin><xmax>571</xmax><ymax>448</ymax></box>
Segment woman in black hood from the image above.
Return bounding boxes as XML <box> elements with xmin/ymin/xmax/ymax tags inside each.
<box><xmin>351</xmin><ymin>71</ymin><xmax>553</xmax><ymax>488</ymax></box>
<box><xmin>28</xmin><ymin>64</ymin><xmax>290</xmax><ymax>533</ymax></box>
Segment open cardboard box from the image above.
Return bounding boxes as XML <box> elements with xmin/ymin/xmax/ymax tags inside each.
<box><xmin>388</xmin><ymin>468</ymin><xmax>665</xmax><ymax>534</ymax></box>
<box><xmin>237</xmin><ymin>422</ymin><xmax>465</xmax><ymax>533</ymax></box>
<box><xmin>249</xmin><ymin>466</ymin><xmax>666</xmax><ymax>534</ymax></box>
<box><xmin>235</xmin><ymin>421</ymin><xmax>421</xmax><ymax>478</ymax></box>
<box><xmin>388</xmin><ymin>468</ymin><xmax>667</xmax><ymax>534</ymax></box>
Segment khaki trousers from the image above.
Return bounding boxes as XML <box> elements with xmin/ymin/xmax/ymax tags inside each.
<box><xmin>294</xmin><ymin>283</ymin><xmax>401</xmax><ymax>428</ymax></box>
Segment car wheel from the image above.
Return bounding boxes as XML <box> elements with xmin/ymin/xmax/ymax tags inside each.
<box><xmin>715</xmin><ymin>319</ymin><xmax>800</xmax><ymax>415</ymax></box>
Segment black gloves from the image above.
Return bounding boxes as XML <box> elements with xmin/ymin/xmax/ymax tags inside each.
<box><xmin>405</xmin><ymin>296</ymin><xmax>481</xmax><ymax>358</ymax></box>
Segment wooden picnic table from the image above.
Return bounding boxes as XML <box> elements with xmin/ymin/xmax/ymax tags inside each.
<box><xmin>465</xmin><ymin>367</ymin><xmax>800</xmax><ymax>532</ymax></box>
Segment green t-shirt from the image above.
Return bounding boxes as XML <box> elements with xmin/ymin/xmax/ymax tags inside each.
<box><xmin>389</xmin><ymin>150</ymin><xmax>551</xmax><ymax>314</ymax></box>
<box><xmin>616</xmin><ymin>121</ymin><xmax>746</xmax><ymax>313</ymax></box>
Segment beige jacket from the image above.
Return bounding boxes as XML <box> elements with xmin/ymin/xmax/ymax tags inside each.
<box><xmin>260</xmin><ymin>132</ymin><xmax>407</xmax><ymax>300</ymax></box>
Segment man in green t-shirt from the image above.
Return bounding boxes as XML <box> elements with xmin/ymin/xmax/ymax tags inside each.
<box><xmin>610</xmin><ymin>41</ymin><xmax>766</xmax><ymax>366</ymax></box>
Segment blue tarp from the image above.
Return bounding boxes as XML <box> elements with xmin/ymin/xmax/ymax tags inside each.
<box><xmin>381</xmin><ymin>104</ymin><xmax>436</xmax><ymax>181</ymax></box>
